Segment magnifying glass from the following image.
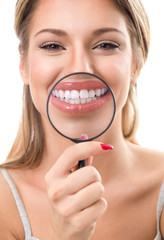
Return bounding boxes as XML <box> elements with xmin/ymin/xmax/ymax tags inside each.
<box><xmin>47</xmin><ymin>72</ymin><xmax>116</xmax><ymax>168</ymax></box>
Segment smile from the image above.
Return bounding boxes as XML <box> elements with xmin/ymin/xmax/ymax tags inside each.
<box><xmin>49</xmin><ymin>81</ymin><xmax>111</xmax><ymax>114</ymax></box>
<box><xmin>52</xmin><ymin>87</ymin><xmax>108</xmax><ymax>104</ymax></box>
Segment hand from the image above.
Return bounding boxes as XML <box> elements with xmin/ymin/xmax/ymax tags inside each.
<box><xmin>45</xmin><ymin>141</ymin><xmax>112</xmax><ymax>240</ymax></box>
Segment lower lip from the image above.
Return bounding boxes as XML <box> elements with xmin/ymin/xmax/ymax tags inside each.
<box><xmin>49</xmin><ymin>92</ymin><xmax>111</xmax><ymax>114</ymax></box>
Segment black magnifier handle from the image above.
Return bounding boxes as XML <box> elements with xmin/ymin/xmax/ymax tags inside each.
<box><xmin>77</xmin><ymin>134</ymin><xmax>88</xmax><ymax>169</ymax></box>
<box><xmin>78</xmin><ymin>160</ymin><xmax>87</xmax><ymax>168</ymax></box>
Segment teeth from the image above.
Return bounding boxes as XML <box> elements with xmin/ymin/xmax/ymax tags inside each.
<box><xmin>71</xmin><ymin>90</ymin><xmax>80</xmax><ymax>99</ymax></box>
<box><xmin>65</xmin><ymin>90</ymin><xmax>71</xmax><ymax>99</ymax></box>
<box><xmin>87</xmin><ymin>97</ymin><xmax>92</xmax><ymax>103</ymax></box>
<box><xmin>80</xmin><ymin>89</ymin><xmax>89</xmax><ymax>99</ymax></box>
<box><xmin>74</xmin><ymin>99</ymin><xmax>81</xmax><ymax>104</ymax></box>
<box><xmin>81</xmin><ymin>98</ymin><xmax>86</xmax><ymax>104</ymax></box>
<box><xmin>59</xmin><ymin>90</ymin><xmax>65</xmax><ymax>99</ymax></box>
<box><xmin>52</xmin><ymin>88</ymin><xmax>107</xmax><ymax>104</ymax></box>
<box><xmin>52</xmin><ymin>90</ymin><xmax>59</xmax><ymax>97</ymax></box>
<box><xmin>88</xmin><ymin>89</ymin><xmax>95</xmax><ymax>98</ymax></box>
<box><xmin>92</xmin><ymin>97</ymin><xmax>97</xmax><ymax>101</ymax></box>
<box><xmin>69</xmin><ymin>99</ymin><xmax>75</xmax><ymax>104</ymax></box>
<box><xmin>95</xmin><ymin>89</ymin><xmax>101</xmax><ymax>97</ymax></box>
<box><xmin>101</xmin><ymin>88</ymin><xmax>105</xmax><ymax>95</ymax></box>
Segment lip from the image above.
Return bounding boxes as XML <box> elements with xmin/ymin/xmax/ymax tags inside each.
<box><xmin>49</xmin><ymin>80</ymin><xmax>111</xmax><ymax>114</ymax></box>
<box><xmin>54</xmin><ymin>80</ymin><xmax>106</xmax><ymax>90</ymax></box>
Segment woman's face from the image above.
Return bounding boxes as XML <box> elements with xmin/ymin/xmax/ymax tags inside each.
<box><xmin>21</xmin><ymin>0</ymin><xmax>135</xmax><ymax>134</ymax></box>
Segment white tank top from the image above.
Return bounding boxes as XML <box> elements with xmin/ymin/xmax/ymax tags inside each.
<box><xmin>1</xmin><ymin>168</ymin><xmax>164</xmax><ymax>240</ymax></box>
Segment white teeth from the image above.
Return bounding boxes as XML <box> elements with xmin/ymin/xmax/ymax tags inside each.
<box><xmin>80</xmin><ymin>89</ymin><xmax>89</xmax><ymax>99</ymax></box>
<box><xmin>95</xmin><ymin>89</ymin><xmax>101</xmax><ymax>97</ymax></box>
<box><xmin>52</xmin><ymin>90</ymin><xmax>59</xmax><ymax>97</ymax></box>
<box><xmin>59</xmin><ymin>90</ymin><xmax>65</xmax><ymax>99</ymax></box>
<box><xmin>74</xmin><ymin>99</ymin><xmax>81</xmax><ymax>104</ymax></box>
<box><xmin>101</xmin><ymin>88</ymin><xmax>105</xmax><ymax>95</ymax></box>
<box><xmin>92</xmin><ymin>97</ymin><xmax>97</xmax><ymax>101</ymax></box>
<box><xmin>89</xmin><ymin>89</ymin><xmax>95</xmax><ymax>98</ymax></box>
<box><xmin>52</xmin><ymin>88</ymin><xmax>107</xmax><ymax>104</ymax></box>
<box><xmin>71</xmin><ymin>90</ymin><xmax>80</xmax><ymax>99</ymax></box>
<box><xmin>87</xmin><ymin>97</ymin><xmax>92</xmax><ymax>103</ymax></box>
<box><xmin>69</xmin><ymin>99</ymin><xmax>75</xmax><ymax>104</ymax></box>
<box><xmin>81</xmin><ymin>98</ymin><xmax>86</xmax><ymax>104</ymax></box>
<box><xmin>65</xmin><ymin>98</ymin><xmax>69</xmax><ymax>103</ymax></box>
<box><xmin>65</xmin><ymin>90</ymin><xmax>71</xmax><ymax>99</ymax></box>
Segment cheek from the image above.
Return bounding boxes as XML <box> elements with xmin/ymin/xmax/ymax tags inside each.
<box><xmin>26</xmin><ymin>54</ymin><xmax>63</xmax><ymax>116</ymax></box>
<box><xmin>95</xmin><ymin>54</ymin><xmax>132</xmax><ymax>112</ymax></box>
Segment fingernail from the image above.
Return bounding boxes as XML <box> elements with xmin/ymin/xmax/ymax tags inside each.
<box><xmin>100</xmin><ymin>144</ymin><xmax>113</xmax><ymax>150</ymax></box>
<box><xmin>80</xmin><ymin>134</ymin><xmax>88</xmax><ymax>140</ymax></box>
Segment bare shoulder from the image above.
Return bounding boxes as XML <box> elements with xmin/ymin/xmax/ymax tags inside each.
<box><xmin>130</xmin><ymin>143</ymin><xmax>164</xmax><ymax>172</ymax></box>
<box><xmin>0</xmin><ymin>169</ymin><xmax>24</xmax><ymax>239</ymax></box>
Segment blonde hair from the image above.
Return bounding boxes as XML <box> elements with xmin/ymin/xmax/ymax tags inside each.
<box><xmin>1</xmin><ymin>0</ymin><xmax>150</xmax><ymax>169</ymax></box>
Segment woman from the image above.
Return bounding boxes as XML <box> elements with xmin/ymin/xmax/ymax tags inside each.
<box><xmin>0</xmin><ymin>0</ymin><xmax>164</xmax><ymax>239</ymax></box>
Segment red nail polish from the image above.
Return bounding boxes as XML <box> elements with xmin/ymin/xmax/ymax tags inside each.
<box><xmin>80</xmin><ymin>134</ymin><xmax>88</xmax><ymax>140</ymax></box>
<box><xmin>100</xmin><ymin>144</ymin><xmax>113</xmax><ymax>150</ymax></box>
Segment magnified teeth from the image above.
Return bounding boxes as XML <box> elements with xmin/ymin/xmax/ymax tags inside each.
<box><xmin>81</xmin><ymin>98</ymin><xmax>86</xmax><ymax>104</ymax></box>
<box><xmin>101</xmin><ymin>88</ymin><xmax>105</xmax><ymax>95</ymax></box>
<box><xmin>80</xmin><ymin>89</ymin><xmax>89</xmax><ymax>99</ymax></box>
<box><xmin>89</xmin><ymin>89</ymin><xmax>95</xmax><ymax>98</ymax></box>
<box><xmin>65</xmin><ymin>90</ymin><xmax>71</xmax><ymax>99</ymax></box>
<box><xmin>59</xmin><ymin>90</ymin><xmax>65</xmax><ymax>99</ymax></box>
<box><xmin>71</xmin><ymin>90</ymin><xmax>80</xmax><ymax>99</ymax></box>
<box><xmin>69</xmin><ymin>99</ymin><xmax>75</xmax><ymax>104</ymax></box>
<box><xmin>52</xmin><ymin>88</ymin><xmax>108</xmax><ymax>104</ymax></box>
<box><xmin>87</xmin><ymin>97</ymin><xmax>92</xmax><ymax>103</ymax></box>
<box><xmin>75</xmin><ymin>99</ymin><xmax>81</xmax><ymax>104</ymax></box>
<box><xmin>95</xmin><ymin>89</ymin><xmax>101</xmax><ymax>97</ymax></box>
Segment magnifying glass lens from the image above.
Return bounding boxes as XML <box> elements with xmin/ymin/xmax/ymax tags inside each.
<box><xmin>47</xmin><ymin>72</ymin><xmax>116</xmax><ymax>142</ymax></box>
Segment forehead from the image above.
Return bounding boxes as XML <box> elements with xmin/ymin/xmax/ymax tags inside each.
<box><xmin>30</xmin><ymin>0</ymin><xmax>129</xmax><ymax>36</ymax></box>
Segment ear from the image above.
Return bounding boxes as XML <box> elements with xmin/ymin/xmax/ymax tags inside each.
<box><xmin>19</xmin><ymin>57</ymin><xmax>29</xmax><ymax>85</ymax></box>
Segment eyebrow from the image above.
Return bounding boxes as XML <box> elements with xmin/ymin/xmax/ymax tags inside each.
<box><xmin>92</xmin><ymin>27</ymin><xmax>125</xmax><ymax>37</ymax></box>
<box><xmin>35</xmin><ymin>28</ymin><xmax>67</xmax><ymax>38</ymax></box>
<box><xmin>35</xmin><ymin>27</ymin><xmax>124</xmax><ymax>38</ymax></box>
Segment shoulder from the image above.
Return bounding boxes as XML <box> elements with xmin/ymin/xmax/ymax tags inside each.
<box><xmin>129</xmin><ymin>145</ymin><xmax>164</xmax><ymax>236</ymax></box>
<box><xmin>130</xmin><ymin>143</ymin><xmax>164</xmax><ymax>174</ymax></box>
<box><xmin>0</xmin><ymin>169</ymin><xmax>24</xmax><ymax>239</ymax></box>
<box><xmin>133</xmin><ymin>143</ymin><xmax>164</xmax><ymax>160</ymax></box>
<box><xmin>128</xmin><ymin>143</ymin><xmax>164</xmax><ymax>193</ymax></box>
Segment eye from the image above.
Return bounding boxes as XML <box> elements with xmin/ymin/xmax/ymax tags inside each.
<box><xmin>93</xmin><ymin>41</ymin><xmax>120</xmax><ymax>50</ymax></box>
<box><xmin>39</xmin><ymin>42</ymin><xmax>65</xmax><ymax>52</ymax></box>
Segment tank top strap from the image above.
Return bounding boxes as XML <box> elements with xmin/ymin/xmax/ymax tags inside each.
<box><xmin>156</xmin><ymin>181</ymin><xmax>164</xmax><ymax>239</ymax></box>
<box><xmin>1</xmin><ymin>168</ymin><xmax>39</xmax><ymax>240</ymax></box>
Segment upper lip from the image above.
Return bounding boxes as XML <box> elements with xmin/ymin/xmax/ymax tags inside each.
<box><xmin>53</xmin><ymin>80</ymin><xmax>106</xmax><ymax>90</ymax></box>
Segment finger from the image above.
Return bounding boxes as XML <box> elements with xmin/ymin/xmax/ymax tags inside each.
<box><xmin>72</xmin><ymin>198</ymin><xmax>107</xmax><ymax>230</ymax></box>
<box><xmin>86</xmin><ymin>156</ymin><xmax>93</xmax><ymax>166</ymax></box>
<box><xmin>51</xmin><ymin>142</ymin><xmax>112</xmax><ymax>177</ymax></box>
<box><xmin>46</xmin><ymin>166</ymin><xmax>102</xmax><ymax>200</ymax></box>
<box><xmin>69</xmin><ymin>182</ymin><xmax>105</xmax><ymax>214</ymax></box>
<box><xmin>53</xmin><ymin>182</ymin><xmax>105</xmax><ymax>217</ymax></box>
<box><xmin>68</xmin><ymin>166</ymin><xmax>101</xmax><ymax>193</ymax></box>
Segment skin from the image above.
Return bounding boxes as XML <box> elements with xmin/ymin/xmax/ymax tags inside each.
<box><xmin>0</xmin><ymin>0</ymin><xmax>164</xmax><ymax>239</ymax></box>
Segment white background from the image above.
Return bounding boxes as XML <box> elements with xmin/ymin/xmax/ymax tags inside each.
<box><xmin>0</xmin><ymin>1</ymin><xmax>164</xmax><ymax>162</ymax></box>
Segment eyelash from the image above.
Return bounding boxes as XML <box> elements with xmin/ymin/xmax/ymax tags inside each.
<box><xmin>39</xmin><ymin>42</ymin><xmax>65</xmax><ymax>51</ymax></box>
<box><xmin>39</xmin><ymin>41</ymin><xmax>120</xmax><ymax>52</ymax></box>
<box><xmin>93</xmin><ymin>41</ymin><xmax>120</xmax><ymax>50</ymax></box>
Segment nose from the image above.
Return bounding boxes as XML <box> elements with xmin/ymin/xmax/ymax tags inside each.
<box><xmin>65</xmin><ymin>46</ymin><xmax>94</xmax><ymax>74</ymax></box>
